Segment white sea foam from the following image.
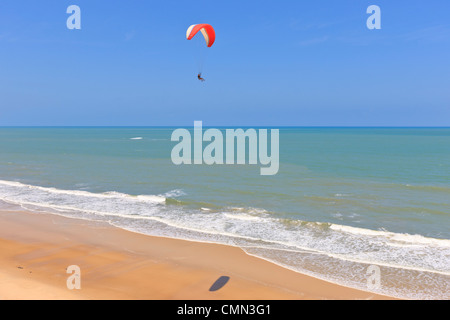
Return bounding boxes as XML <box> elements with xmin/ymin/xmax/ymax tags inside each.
<box><xmin>330</xmin><ymin>223</ymin><xmax>450</xmax><ymax>247</ymax></box>
<box><xmin>223</xmin><ymin>213</ymin><xmax>262</xmax><ymax>221</ymax></box>
<box><xmin>0</xmin><ymin>180</ymin><xmax>166</xmax><ymax>204</ymax></box>
<box><xmin>136</xmin><ymin>195</ymin><xmax>166</xmax><ymax>203</ymax></box>
<box><xmin>162</xmin><ymin>189</ymin><xmax>186</xmax><ymax>198</ymax></box>
<box><xmin>130</xmin><ymin>137</ymin><xmax>143</xmax><ymax>140</ymax></box>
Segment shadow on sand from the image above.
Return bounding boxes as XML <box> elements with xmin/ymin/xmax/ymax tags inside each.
<box><xmin>209</xmin><ymin>276</ymin><xmax>230</xmax><ymax>292</ymax></box>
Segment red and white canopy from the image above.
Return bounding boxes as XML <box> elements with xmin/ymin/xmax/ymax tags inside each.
<box><xmin>186</xmin><ymin>24</ymin><xmax>216</xmax><ymax>47</ymax></box>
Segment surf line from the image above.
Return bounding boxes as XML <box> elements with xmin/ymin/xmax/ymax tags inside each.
<box><xmin>171</xmin><ymin>121</ymin><xmax>279</xmax><ymax>175</ymax></box>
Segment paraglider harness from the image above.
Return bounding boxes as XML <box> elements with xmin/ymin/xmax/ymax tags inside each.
<box><xmin>197</xmin><ymin>73</ymin><xmax>205</xmax><ymax>82</ymax></box>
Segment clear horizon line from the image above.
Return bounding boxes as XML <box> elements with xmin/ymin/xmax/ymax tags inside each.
<box><xmin>1</xmin><ymin>125</ymin><xmax>450</xmax><ymax>129</ymax></box>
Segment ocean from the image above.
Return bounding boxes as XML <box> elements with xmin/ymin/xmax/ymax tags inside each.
<box><xmin>0</xmin><ymin>127</ymin><xmax>449</xmax><ymax>299</ymax></box>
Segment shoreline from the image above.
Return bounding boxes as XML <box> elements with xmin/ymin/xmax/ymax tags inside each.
<box><xmin>0</xmin><ymin>209</ymin><xmax>393</xmax><ymax>300</ymax></box>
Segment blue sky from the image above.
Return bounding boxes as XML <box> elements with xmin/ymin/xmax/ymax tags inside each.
<box><xmin>0</xmin><ymin>0</ymin><xmax>449</xmax><ymax>126</ymax></box>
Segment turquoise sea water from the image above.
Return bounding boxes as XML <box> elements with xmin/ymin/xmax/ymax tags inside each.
<box><xmin>0</xmin><ymin>127</ymin><xmax>449</xmax><ymax>299</ymax></box>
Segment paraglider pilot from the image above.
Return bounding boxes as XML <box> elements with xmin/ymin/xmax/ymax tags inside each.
<box><xmin>198</xmin><ymin>73</ymin><xmax>205</xmax><ymax>82</ymax></box>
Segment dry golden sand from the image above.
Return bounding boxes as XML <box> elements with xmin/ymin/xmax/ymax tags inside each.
<box><xmin>0</xmin><ymin>210</ymin><xmax>393</xmax><ymax>300</ymax></box>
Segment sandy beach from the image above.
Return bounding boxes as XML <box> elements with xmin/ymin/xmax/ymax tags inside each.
<box><xmin>0</xmin><ymin>209</ymin><xmax>392</xmax><ymax>300</ymax></box>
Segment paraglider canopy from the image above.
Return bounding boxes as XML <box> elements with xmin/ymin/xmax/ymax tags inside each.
<box><xmin>186</xmin><ymin>24</ymin><xmax>216</xmax><ymax>47</ymax></box>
